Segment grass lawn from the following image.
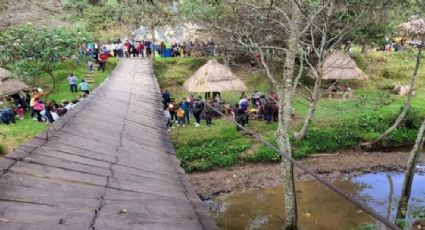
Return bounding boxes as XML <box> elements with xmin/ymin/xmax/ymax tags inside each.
<box><xmin>0</xmin><ymin>58</ymin><xmax>118</xmax><ymax>154</ymax></box>
<box><xmin>154</xmin><ymin>52</ymin><xmax>425</xmax><ymax>172</ymax></box>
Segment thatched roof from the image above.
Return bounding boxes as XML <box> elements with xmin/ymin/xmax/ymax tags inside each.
<box><xmin>183</xmin><ymin>59</ymin><xmax>248</xmax><ymax>92</ymax></box>
<box><xmin>0</xmin><ymin>68</ymin><xmax>29</xmax><ymax>97</ymax></box>
<box><xmin>321</xmin><ymin>52</ymin><xmax>368</xmax><ymax>80</ymax></box>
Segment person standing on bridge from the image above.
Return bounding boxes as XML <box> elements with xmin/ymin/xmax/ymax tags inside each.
<box><xmin>67</xmin><ymin>73</ymin><xmax>78</xmax><ymax>93</ymax></box>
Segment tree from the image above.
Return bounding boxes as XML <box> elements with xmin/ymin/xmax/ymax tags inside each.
<box><xmin>364</xmin><ymin>14</ymin><xmax>425</xmax><ymax>148</ymax></box>
<box><xmin>0</xmin><ymin>24</ymin><xmax>89</xmax><ymax>94</ymax></box>
<box><xmin>393</xmin><ymin>14</ymin><xmax>425</xmax><ymax>227</ymax></box>
<box><xmin>63</xmin><ymin>0</ymin><xmax>177</xmax><ymax>42</ymax></box>
<box><xmin>295</xmin><ymin>1</ymin><xmax>372</xmax><ymax>140</ymax></box>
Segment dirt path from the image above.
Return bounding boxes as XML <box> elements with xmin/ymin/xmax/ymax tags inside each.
<box><xmin>189</xmin><ymin>150</ymin><xmax>425</xmax><ymax>197</ymax></box>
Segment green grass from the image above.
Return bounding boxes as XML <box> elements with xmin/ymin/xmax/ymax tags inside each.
<box><xmin>155</xmin><ymin>51</ymin><xmax>425</xmax><ymax>172</ymax></box>
<box><xmin>171</xmin><ymin>119</ymin><xmax>253</xmax><ymax>172</ymax></box>
<box><xmin>0</xmin><ymin>58</ymin><xmax>118</xmax><ymax>153</ymax></box>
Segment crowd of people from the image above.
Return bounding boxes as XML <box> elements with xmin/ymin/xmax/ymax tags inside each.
<box><xmin>0</xmin><ymin>87</ymin><xmax>87</xmax><ymax>125</ymax></box>
<box><xmin>86</xmin><ymin>38</ymin><xmax>217</xmax><ymax>60</ymax></box>
<box><xmin>162</xmin><ymin>89</ymin><xmax>216</xmax><ymax>131</ymax></box>
<box><xmin>160</xmin><ymin>89</ymin><xmax>280</xmax><ymax>132</ymax></box>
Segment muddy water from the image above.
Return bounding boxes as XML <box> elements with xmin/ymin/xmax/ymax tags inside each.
<box><xmin>210</xmin><ymin>171</ymin><xmax>425</xmax><ymax>230</ymax></box>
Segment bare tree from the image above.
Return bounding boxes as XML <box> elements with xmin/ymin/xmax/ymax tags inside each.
<box><xmin>295</xmin><ymin>1</ymin><xmax>385</xmax><ymax>140</ymax></box>
<box><xmin>364</xmin><ymin>15</ymin><xmax>425</xmax><ymax>147</ymax></box>
<box><xmin>395</xmin><ymin>118</ymin><xmax>425</xmax><ymax>225</ymax></box>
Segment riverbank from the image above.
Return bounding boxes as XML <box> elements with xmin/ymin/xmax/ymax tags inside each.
<box><xmin>189</xmin><ymin>150</ymin><xmax>425</xmax><ymax>197</ymax></box>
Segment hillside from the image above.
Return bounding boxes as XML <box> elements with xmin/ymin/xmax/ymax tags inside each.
<box><xmin>0</xmin><ymin>0</ymin><xmax>67</xmax><ymax>29</ymax></box>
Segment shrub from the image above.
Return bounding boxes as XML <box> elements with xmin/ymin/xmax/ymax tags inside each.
<box><xmin>176</xmin><ymin>138</ymin><xmax>252</xmax><ymax>172</ymax></box>
<box><xmin>382</xmin><ymin>128</ymin><xmax>418</xmax><ymax>146</ymax></box>
<box><xmin>403</xmin><ymin>107</ymin><xmax>423</xmax><ymax>129</ymax></box>
<box><xmin>0</xmin><ymin>144</ymin><xmax>5</xmax><ymax>156</ymax></box>
<box><xmin>245</xmin><ymin>140</ymin><xmax>281</xmax><ymax>163</ymax></box>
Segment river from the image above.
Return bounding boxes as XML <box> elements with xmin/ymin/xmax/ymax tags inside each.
<box><xmin>209</xmin><ymin>168</ymin><xmax>425</xmax><ymax>229</ymax></box>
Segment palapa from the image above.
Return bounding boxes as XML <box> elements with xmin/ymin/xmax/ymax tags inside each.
<box><xmin>183</xmin><ymin>59</ymin><xmax>248</xmax><ymax>92</ymax></box>
<box><xmin>0</xmin><ymin>68</ymin><xmax>29</xmax><ymax>97</ymax></box>
<box><xmin>321</xmin><ymin>51</ymin><xmax>368</xmax><ymax>80</ymax></box>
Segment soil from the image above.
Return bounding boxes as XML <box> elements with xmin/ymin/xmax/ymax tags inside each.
<box><xmin>189</xmin><ymin>150</ymin><xmax>425</xmax><ymax>197</ymax></box>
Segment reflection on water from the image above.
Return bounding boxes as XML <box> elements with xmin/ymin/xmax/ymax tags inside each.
<box><xmin>211</xmin><ymin>171</ymin><xmax>425</xmax><ymax>230</ymax></box>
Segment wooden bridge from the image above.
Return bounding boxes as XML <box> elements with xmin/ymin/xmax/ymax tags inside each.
<box><xmin>0</xmin><ymin>59</ymin><xmax>217</xmax><ymax>230</ymax></box>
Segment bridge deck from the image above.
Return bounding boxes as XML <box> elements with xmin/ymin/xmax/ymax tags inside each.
<box><xmin>0</xmin><ymin>59</ymin><xmax>216</xmax><ymax>230</ymax></box>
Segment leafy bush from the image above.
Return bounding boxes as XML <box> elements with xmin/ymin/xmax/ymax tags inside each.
<box><xmin>402</xmin><ymin>107</ymin><xmax>423</xmax><ymax>129</ymax></box>
<box><xmin>176</xmin><ymin>138</ymin><xmax>251</xmax><ymax>172</ymax></box>
<box><xmin>382</xmin><ymin>128</ymin><xmax>418</xmax><ymax>146</ymax></box>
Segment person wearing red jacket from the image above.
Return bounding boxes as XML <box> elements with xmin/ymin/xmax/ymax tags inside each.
<box><xmin>98</xmin><ymin>53</ymin><xmax>109</xmax><ymax>72</ymax></box>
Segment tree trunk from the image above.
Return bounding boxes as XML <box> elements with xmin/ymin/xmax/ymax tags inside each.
<box><xmin>46</xmin><ymin>71</ymin><xmax>56</xmax><ymax>97</ymax></box>
<box><xmin>395</xmin><ymin>118</ymin><xmax>425</xmax><ymax>224</ymax></box>
<box><xmin>366</xmin><ymin>41</ymin><xmax>423</xmax><ymax>147</ymax></box>
<box><xmin>361</xmin><ymin>41</ymin><xmax>368</xmax><ymax>54</ymax></box>
<box><xmin>277</xmin><ymin>3</ymin><xmax>301</xmax><ymax>229</ymax></box>
<box><xmin>295</xmin><ymin>73</ymin><xmax>322</xmax><ymax>140</ymax></box>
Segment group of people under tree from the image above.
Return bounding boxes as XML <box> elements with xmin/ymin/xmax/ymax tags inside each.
<box><xmin>0</xmin><ymin>38</ymin><xmax>108</xmax><ymax>125</ymax></box>
<box><xmin>232</xmin><ymin>92</ymin><xmax>279</xmax><ymax>131</ymax></box>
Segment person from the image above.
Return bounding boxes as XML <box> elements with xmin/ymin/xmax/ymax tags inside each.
<box><xmin>176</xmin><ymin>107</ymin><xmax>186</xmax><ymax>127</ymax></box>
<box><xmin>164</xmin><ymin>107</ymin><xmax>172</xmax><ymax>131</ymax></box>
<box><xmin>239</xmin><ymin>96</ymin><xmax>249</xmax><ymax>110</ymax></box>
<box><xmin>137</xmin><ymin>42</ymin><xmax>144</xmax><ymax>57</ymax></box>
<box><xmin>123</xmin><ymin>40</ymin><xmax>131</xmax><ymax>58</ymax></box>
<box><xmin>0</xmin><ymin>108</ymin><xmax>15</xmax><ymax>125</ymax></box>
<box><xmin>116</xmin><ymin>39</ymin><xmax>123</xmax><ymax>57</ymax></box>
<box><xmin>98</xmin><ymin>52</ymin><xmax>109</xmax><ymax>72</ymax></box>
<box><xmin>56</xmin><ymin>104</ymin><xmax>67</xmax><ymax>117</ymax></box>
<box><xmin>15</xmin><ymin>104</ymin><xmax>24</xmax><ymax>119</ymax></box>
<box><xmin>32</xmin><ymin>97</ymin><xmax>44</xmax><ymax>122</ymax></box>
<box><xmin>112</xmin><ymin>41</ymin><xmax>117</xmax><ymax>57</ymax></box>
<box><xmin>44</xmin><ymin>102</ymin><xmax>54</xmax><ymax>123</ymax></box>
<box><xmin>179</xmin><ymin>98</ymin><xmax>190</xmax><ymax>124</ymax></box>
<box><xmin>67</xmin><ymin>73</ymin><xmax>78</xmax><ymax>93</ymax></box>
<box><xmin>162</xmin><ymin>89</ymin><xmax>171</xmax><ymax>107</ymax></box>
<box><xmin>263</xmin><ymin>101</ymin><xmax>274</xmax><ymax>123</ymax></box>
<box><xmin>30</xmin><ymin>88</ymin><xmax>43</xmax><ymax>118</ymax></box>
<box><xmin>192</xmin><ymin>97</ymin><xmax>204</xmax><ymax>127</ymax></box>
<box><xmin>160</xmin><ymin>42</ymin><xmax>166</xmax><ymax>57</ymax></box>
<box><xmin>204</xmin><ymin>100</ymin><xmax>214</xmax><ymax>126</ymax></box>
<box><xmin>145</xmin><ymin>40</ymin><xmax>152</xmax><ymax>57</ymax></box>
<box><xmin>79</xmin><ymin>80</ymin><xmax>90</xmax><ymax>94</ymax></box>
<box><xmin>169</xmin><ymin>99</ymin><xmax>178</xmax><ymax>123</ymax></box>
<box><xmin>232</xmin><ymin>103</ymin><xmax>246</xmax><ymax>131</ymax></box>
<box><xmin>87</xmin><ymin>59</ymin><xmax>94</xmax><ymax>73</ymax></box>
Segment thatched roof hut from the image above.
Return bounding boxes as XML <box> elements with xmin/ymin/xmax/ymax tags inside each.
<box><xmin>321</xmin><ymin>52</ymin><xmax>368</xmax><ymax>80</ymax></box>
<box><xmin>183</xmin><ymin>59</ymin><xmax>248</xmax><ymax>92</ymax></box>
<box><xmin>0</xmin><ymin>68</ymin><xmax>29</xmax><ymax>97</ymax></box>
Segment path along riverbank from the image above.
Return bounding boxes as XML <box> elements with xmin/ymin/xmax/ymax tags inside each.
<box><xmin>189</xmin><ymin>150</ymin><xmax>425</xmax><ymax>197</ymax></box>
